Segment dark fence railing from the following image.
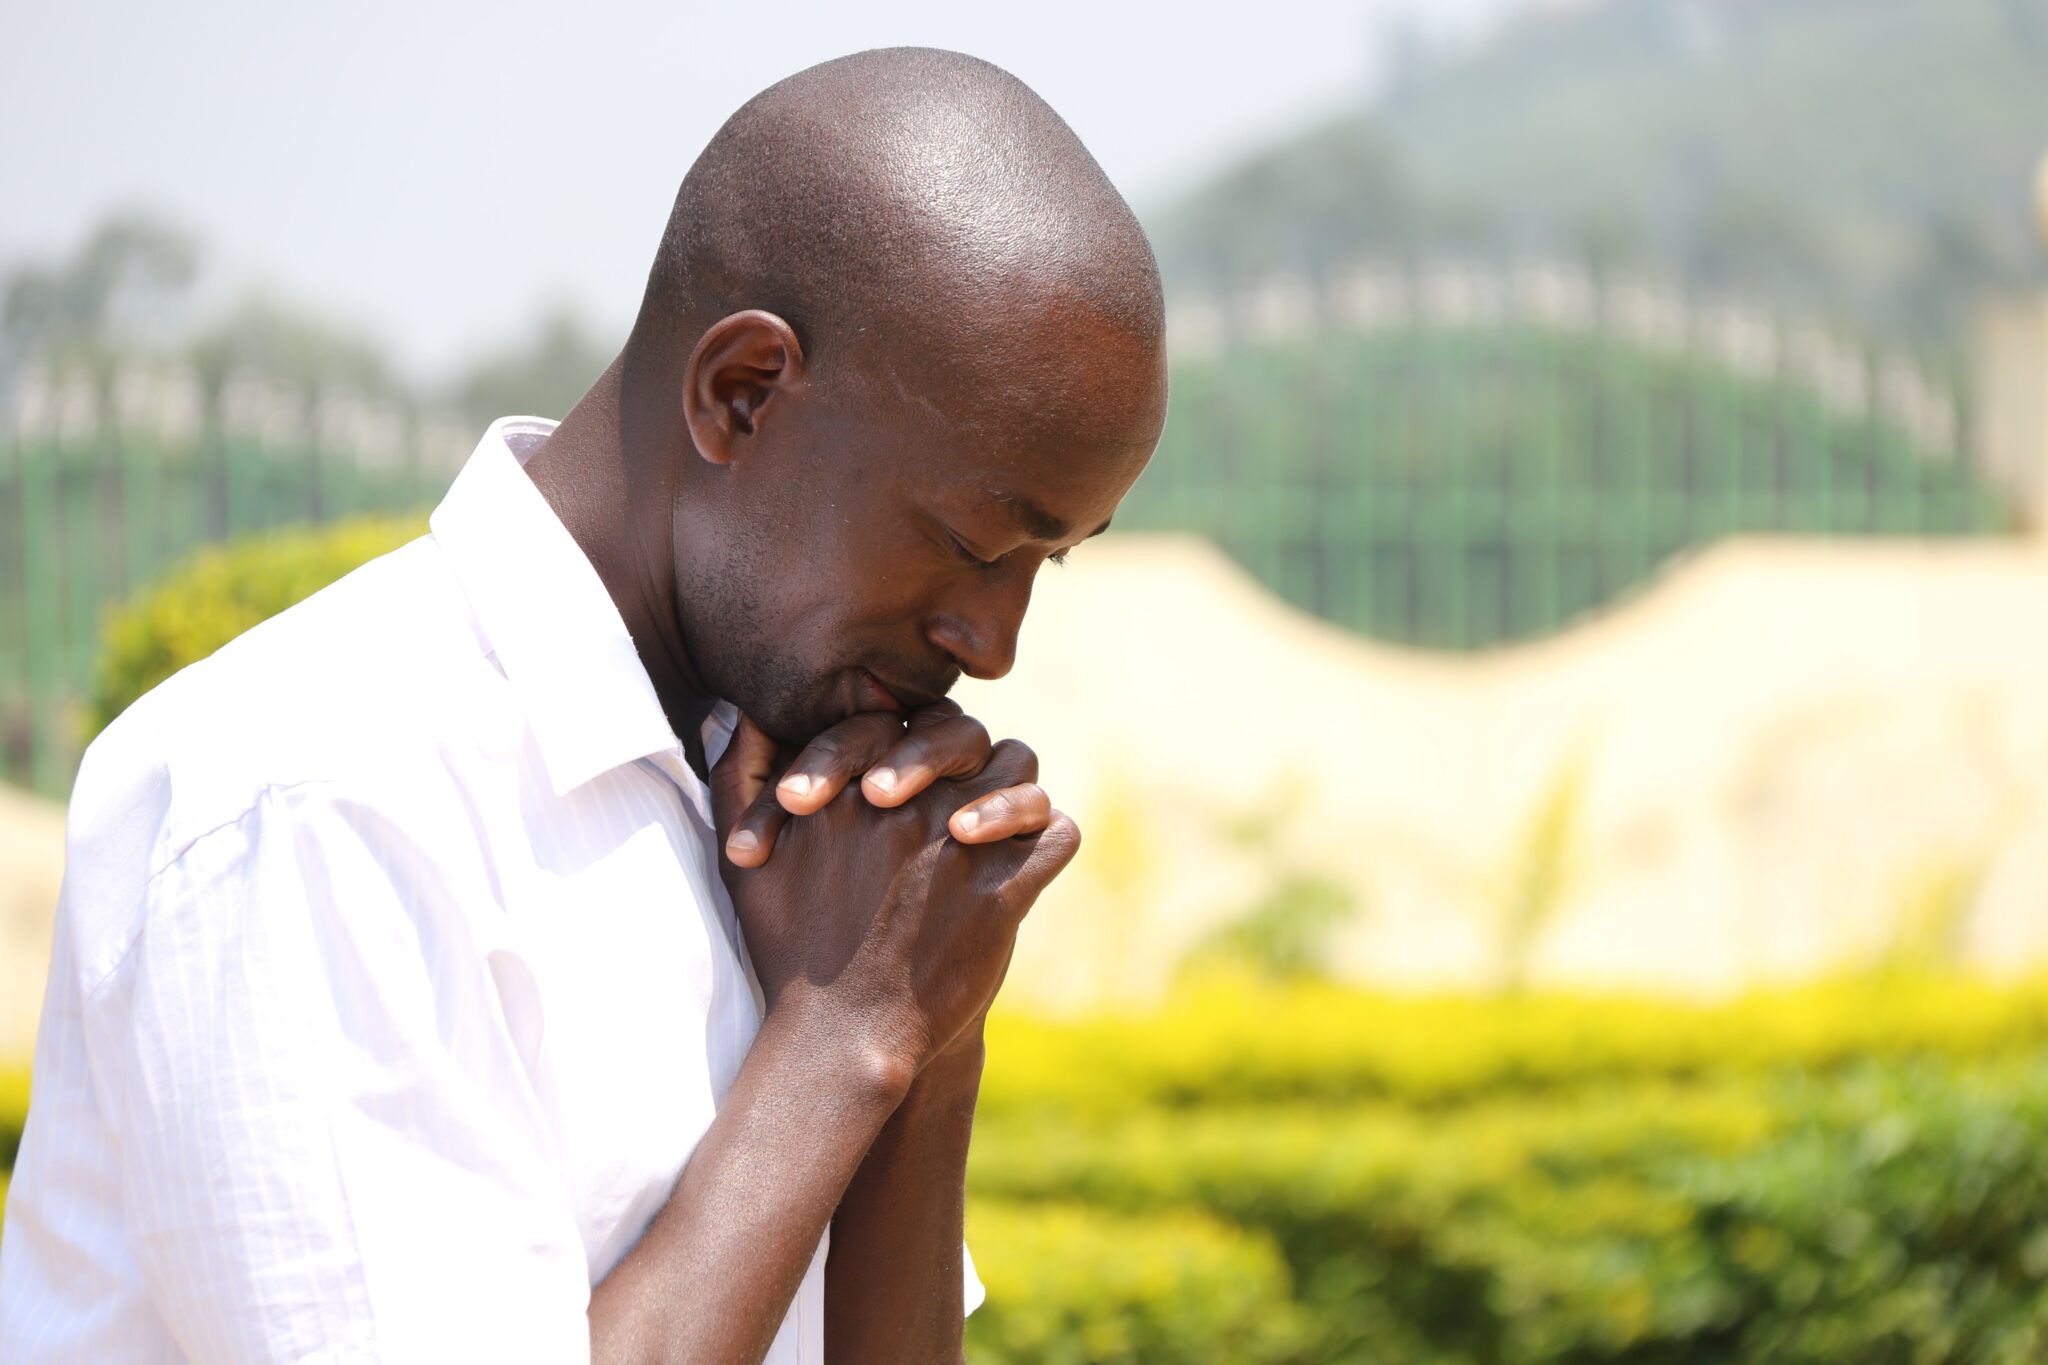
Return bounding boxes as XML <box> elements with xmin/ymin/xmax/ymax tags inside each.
<box><xmin>0</xmin><ymin>265</ymin><xmax>2023</xmax><ymax>795</ymax></box>
<box><xmin>1</xmin><ymin>367</ymin><xmax>468</xmax><ymax>794</ymax></box>
<box><xmin>1121</xmin><ymin>263</ymin><xmax>2010</xmax><ymax>649</ymax></box>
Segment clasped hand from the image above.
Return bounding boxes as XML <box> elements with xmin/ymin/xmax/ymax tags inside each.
<box><xmin>709</xmin><ymin>701</ymin><xmax>1078</xmax><ymax>1079</ymax></box>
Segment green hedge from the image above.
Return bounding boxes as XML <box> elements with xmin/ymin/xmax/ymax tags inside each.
<box><xmin>89</xmin><ymin>514</ymin><xmax>424</xmax><ymax>736</ymax></box>
<box><xmin>960</xmin><ymin>981</ymin><xmax>2048</xmax><ymax>1364</ymax></box>
<box><xmin>977</xmin><ymin>973</ymin><xmax>2048</xmax><ymax>1116</ymax></box>
<box><xmin>0</xmin><ymin>1065</ymin><xmax>24</xmax><ymax>1175</ymax></box>
<box><xmin>965</xmin><ymin>1200</ymin><xmax>1307</xmax><ymax>1364</ymax></box>
<box><xmin>9</xmin><ymin>899</ymin><xmax>2048</xmax><ymax>1359</ymax></box>
<box><xmin>1</xmin><ymin>1064</ymin><xmax>21</xmax><ymax>1235</ymax></box>
<box><xmin>968</xmin><ymin>1063</ymin><xmax>2048</xmax><ymax>1362</ymax></box>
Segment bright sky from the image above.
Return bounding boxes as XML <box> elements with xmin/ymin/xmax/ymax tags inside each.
<box><xmin>2</xmin><ymin>0</ymin><xmax>1519</xmax><ymax>382</ymax></box>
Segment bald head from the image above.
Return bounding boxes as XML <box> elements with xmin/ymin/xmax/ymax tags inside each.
<box><xmin>574</xmin><ymin>49</ymin><xmax>1167</xmax><ymax>748</ymax></box>
<box><xmin>634</xmin><ymin>47</ymin><xmax>1163</xmax><ymax>378</ymax></box>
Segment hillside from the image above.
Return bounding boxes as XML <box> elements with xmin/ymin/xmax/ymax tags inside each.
<box><xmin>1148</xmin><ymin>0</ymin><xmax>2048</xmax><ymax>351</ymax></box>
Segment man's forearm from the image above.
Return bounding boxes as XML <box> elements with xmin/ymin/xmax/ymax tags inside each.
<box><xmin>588</xmin><ymin>1004</ymin><xmax>910</xmax><ymax>1365</ymax></box>
<box><xmin>824</xmin><ymin>1029</ymin><xmax>985</xmax><ymax>1364</ymax></box>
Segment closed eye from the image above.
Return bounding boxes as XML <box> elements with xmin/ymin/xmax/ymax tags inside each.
<box><xmin>946</xmin><ymin>531</ymin><xmax>998</xmax><ymax>569</ymax></box>
<box><xmin>948</xmin><ymin>528</ymin><xmax>1072</xmax><ymax>570</ymax></box>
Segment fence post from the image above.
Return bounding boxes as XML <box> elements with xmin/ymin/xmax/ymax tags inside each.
<box><xmin>22</xmin><ymin>407</ymin><xmax>65</xmax><ymax>794</ymax></box>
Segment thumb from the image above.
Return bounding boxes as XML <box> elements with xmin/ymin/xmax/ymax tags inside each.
<box><xmin>710</xmin><ymin>711</ymin><xmax>781</xmax><ymax>838</ymax></box>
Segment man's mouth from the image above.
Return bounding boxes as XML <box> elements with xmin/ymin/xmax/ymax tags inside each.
<box><xmin>850</xmin><ymin>666</ymin><xmax>954</xmax><ymax>715</ymax></box>
<box><xmin>858</xmin><ymin>669</ymin><xmax>905</xmax><ymax>712</ymax></box>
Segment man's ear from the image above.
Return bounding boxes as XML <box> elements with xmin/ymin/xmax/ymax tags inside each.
<box><xmin>682</xmin><ymin>310</ymin><xmax>807</xmax><ymax>466</ymax></box>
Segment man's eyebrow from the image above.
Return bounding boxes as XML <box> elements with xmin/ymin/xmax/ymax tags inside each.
<box><xmin>986</xmin><ymin>488</ymin><xmax>1113</xmax><ymax>542</ymax></box>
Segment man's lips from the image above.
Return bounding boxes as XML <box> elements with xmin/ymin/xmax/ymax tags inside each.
<box><xmin>857</xmin><ymin>668</ymin><xmax>948</xmax><ymax>714</ymax></box>
<box><xmin>858</xmin><ymin>669</ymin><xmax>905</xmax><ymax>712</ymax></box>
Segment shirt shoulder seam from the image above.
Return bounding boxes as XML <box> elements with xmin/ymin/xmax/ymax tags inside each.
<box><xmin>82</xmin><ymin>774</ymin><xmax>342</xmax><ymax>1001</ymax></box>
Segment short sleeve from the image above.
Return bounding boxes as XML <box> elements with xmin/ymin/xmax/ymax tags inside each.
<box><xmin>84</xmin><ymin>781</ymin><xmax>590</xmax><ymax>1363</ymax></box>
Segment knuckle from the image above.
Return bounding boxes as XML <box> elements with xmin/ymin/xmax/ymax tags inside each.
<box><xmin>952</xmin><ymin>717</ymin><xmax>993</xmax><ymax>758</ymax></box>
<box><xmin>798</xmin><ymin>734</ymin><xmax>844</xmax><ymax>771</ymax></box>
<box><xmin>874</xmin><ymin>793</ymin><xmax>925</xmax><ymax>830</ymax></box>
<box><xmin>987</xmin><ymin>738</ymin><xmax>1039</xmax><ymax>782</ymax></box>
<box><xmin>982</xmin><ymin>860</ymin><xmax>1024</xmax><ymax>914</ymax></box>
<box><xmin>886</xmin><ymin>734</ymin><xmax>933</xmax><ymax>773</ymax></box>
<box><xmin>854</xmin><ymin>711</ymin><xmax>903</xmax><ymax>741</ymax></box>
<box><xmin>993</xmin><ymin>883</ymin><xmax>1023</xmax><ymax>920</ymax></box>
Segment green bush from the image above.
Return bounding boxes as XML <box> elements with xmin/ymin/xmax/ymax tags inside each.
<box><xmin>971</xmin><ymin>1064</ymin><xmax>2048</xmax><ymax>1362</ymax></box>
<box><xmin>10</xmin><ymin>963</ymin><xmax>2048</xmax><ymax>1361</ymax></box>
<box><xmin>966</xmin><ymin>981</ymin><xmax>2048</xmax><ymax>1363</ymax></box>
<box><xmin>89</xmin><ymin>515</ymin><xmax>424</xmax><ymax>736</ymax></box>
<box><xmin>978</xmin><ymin>973</ymin><xmax>2048</xmax><ymax>1118</ymax></box>
<box><xmin>964</xmin><ymin>1200</ymin><xmax>1307</xmax><ymax>1365</ymax></box>
<box><xmin>0</xmin><ymin>1064</ymin><xmax>25</xmax><ymax>1174</ymax></box>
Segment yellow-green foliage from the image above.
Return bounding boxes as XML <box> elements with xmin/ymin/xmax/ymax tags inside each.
<box><xmin>967</xmin><ymin>978</ymin><xmax>2048</xmax><ymax>1363</ymax></box>
<box><xmin>90</xmin><ymin>515</ymin><xmax>425</xmax><ymax>736</ymax></box>
<box><xmin>10</xmin><ymin>986</ymin><xmax>2048</xmax><ymax>1360</ymax></box>
<box><xmin>963</xmin><ymin>1200</ymin><xmax>1306</xmax><ymax>1364</ymax></box>
<box><xmin>0</xmin><ymin>1065</ymin><xmax>25</xmax><ymax>1173</ymax></box>
<box><xmin>979</xmin><ymin>972</ymin><xmax>2048</xmax><ymax>1117</ymax></box>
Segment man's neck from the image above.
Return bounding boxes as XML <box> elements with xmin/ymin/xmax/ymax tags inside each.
<box><xmin>523</xmin><ymin>360</ymin><xmax>721</xmax><ymax>773</ymax></box>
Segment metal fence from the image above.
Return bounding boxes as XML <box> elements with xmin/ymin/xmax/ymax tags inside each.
<box><xmin>0</xmin><ymin>263</ymin><xmax>2025</xmax><ymax>795</ymax></box>
<box><xmin>1125</xmin><ymin>262</ymin><xmax>2011</xmax><ymax>649</ymax></box>
<box><xmin>1</xmin><ymin>367</ymin><xmax>467</xmax><ymax>794</ymax></box>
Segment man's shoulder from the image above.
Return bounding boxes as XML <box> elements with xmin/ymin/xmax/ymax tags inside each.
<box><xmin>73</xmin><ymin>533</ymin><xmax>509</xmax><ymax>880</ymax></box>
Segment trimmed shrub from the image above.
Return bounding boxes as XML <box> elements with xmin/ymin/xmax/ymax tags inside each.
<box><xmin>89</xmin><ymin>515</ymin><xmax>424</xmax><ymax>736</ymax></box>
<box><xmin>964</xmin><ymin>1200</ymin><xmax>1307</xmax><ymax>1365</ymax></box>
<box><xmin>0</xmin><ymin>1065</ymin><xmax>24</xmax><ymax>1175</ymax></box>
<box><xmin>967</xmin><ymin>984</ymin><xmax>2048</xmax><ymax>1364</ymax></box>
<box><xmin>10</xmin><ymin>959</ymin><xmax>2048</xmax><ymax>1360</ymax></box>
<box><xmin>978</xmin><ymin>972</ymin><xmax>2048</xmax><ymax>1117</ymax></box>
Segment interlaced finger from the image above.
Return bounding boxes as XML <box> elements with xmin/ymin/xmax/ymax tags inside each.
<box><xmin>711</xmin><ymin>713</ymin><xmax>780</xmax><ymax>839</ymax></box>
<box><xmin>956</xmin><ymin>737</ymin><xmax>1040</xmax><ymax>801</ymax></box>
<box><xmin>724</xmin><ymin>778</ymin><xmax>794</xmax><ymax>869</ymax></box>
<box><xmin>947</xmin><ymin>782</ymin><xmax>1053</xmax><ymax>844</ymax></box>
<box><xmin>774</xmin><ymin>711</ymin><xmax>909</xmax><ymax>815</ymax></box>
<box><xmin>714</xmin><ymin>713</ymin><xmax>796</xmax><ymax>868</ymax></box>
<box><xmin>864</xmin><ymin>706</ymin><xmax>993</xmax><ymax>807</ymax></box>
<box><xmin>992</xmin><ymin>809</ymin><xmax>1084</xmax><ymax>920</ymax></box>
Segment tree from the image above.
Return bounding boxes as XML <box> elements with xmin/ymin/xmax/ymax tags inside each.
<box><xmin>2</xmin><ymin>210</ymin><xmax>200</xmax><ymax>368</ymax></box>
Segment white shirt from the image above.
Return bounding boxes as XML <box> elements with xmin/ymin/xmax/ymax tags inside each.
<box><xmin>0</xmin><ymin>416</ymin><xmax>980</xmax><ymax>1362</ymax></box>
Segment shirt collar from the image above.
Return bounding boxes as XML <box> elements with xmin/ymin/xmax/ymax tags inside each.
<box><xmin>431</xmin><ymin>416</ymin><xmax>730</xmax><ymax>796</ymax></box>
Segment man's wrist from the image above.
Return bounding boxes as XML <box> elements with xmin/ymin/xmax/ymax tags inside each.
<box><xmin>761</xmin><ymin>994</ymin><xmax>920</xmax><ymax>1110</ymax></box>
<box><xmin>925</xmin><ymin>1023</ymin><xmax>986</xmax><ymax>1076</ymax></box>
<box><xmin>904</xmin><ymin>1025</ymin><xmax>985</xmax><ymax>1115</ymax></box>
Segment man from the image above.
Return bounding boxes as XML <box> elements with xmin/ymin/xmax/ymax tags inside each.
<box><xmin>0</xmin><ymin>46</ymin><xmax>1167</xmax><ymax>1364</ymax></box>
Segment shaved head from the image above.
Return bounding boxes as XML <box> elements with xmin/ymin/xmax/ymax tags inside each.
<box><xmin>636</xmin><ymin>47</ymin><xmax>1163</xmax><ymax>381</ymax></box>
<box><xmin>539</xmin><ymin>48</ymin><xmax>1169</xmax><ymax>749</ymax></box>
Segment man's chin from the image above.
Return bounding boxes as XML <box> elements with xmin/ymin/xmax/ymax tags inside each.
<box><xmin>732</xmin><ymin>668</ymin><xmax>931</xmax><ymax>749</ymax></box>
<box><xmin>742</xmin><ymin>702</ymin><xmax>833</xmax><ymax>751</ymax></box>
<box><xmin>735</xmin><ymin>680</ymin><xmax>862</xmax><ymax>750</ymax></box>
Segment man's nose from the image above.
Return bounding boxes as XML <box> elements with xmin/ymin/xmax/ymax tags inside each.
<box><xmin>925</xmin><ymin>576</ymin><xmax>1033</xmax><ymax>681</ymax></box>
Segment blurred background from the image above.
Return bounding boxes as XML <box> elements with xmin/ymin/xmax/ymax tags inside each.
<box><xmin>8</xmin><ymin>0</ymin><xmax>2048</xmax><ymax>1358</ymax></box>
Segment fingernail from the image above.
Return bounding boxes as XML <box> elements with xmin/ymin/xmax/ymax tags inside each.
<box><xmin>728</xmin><ymin>830</ymin><xmax>759</xmax><ymax>855</ymax></box>
<box><xmin>779</xmin><ymin>774</ymin><xmax>812</xmax><ymax>797</ymax></box>
<box><xmin>954</xmin><ymin>810</ymin><xmax>980</xmax><ymax>836</ymax></box>
<box><xmin>868</xmin><ymin>768</ymin><xmax>897</xmax><ymax>794</ymax></box>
